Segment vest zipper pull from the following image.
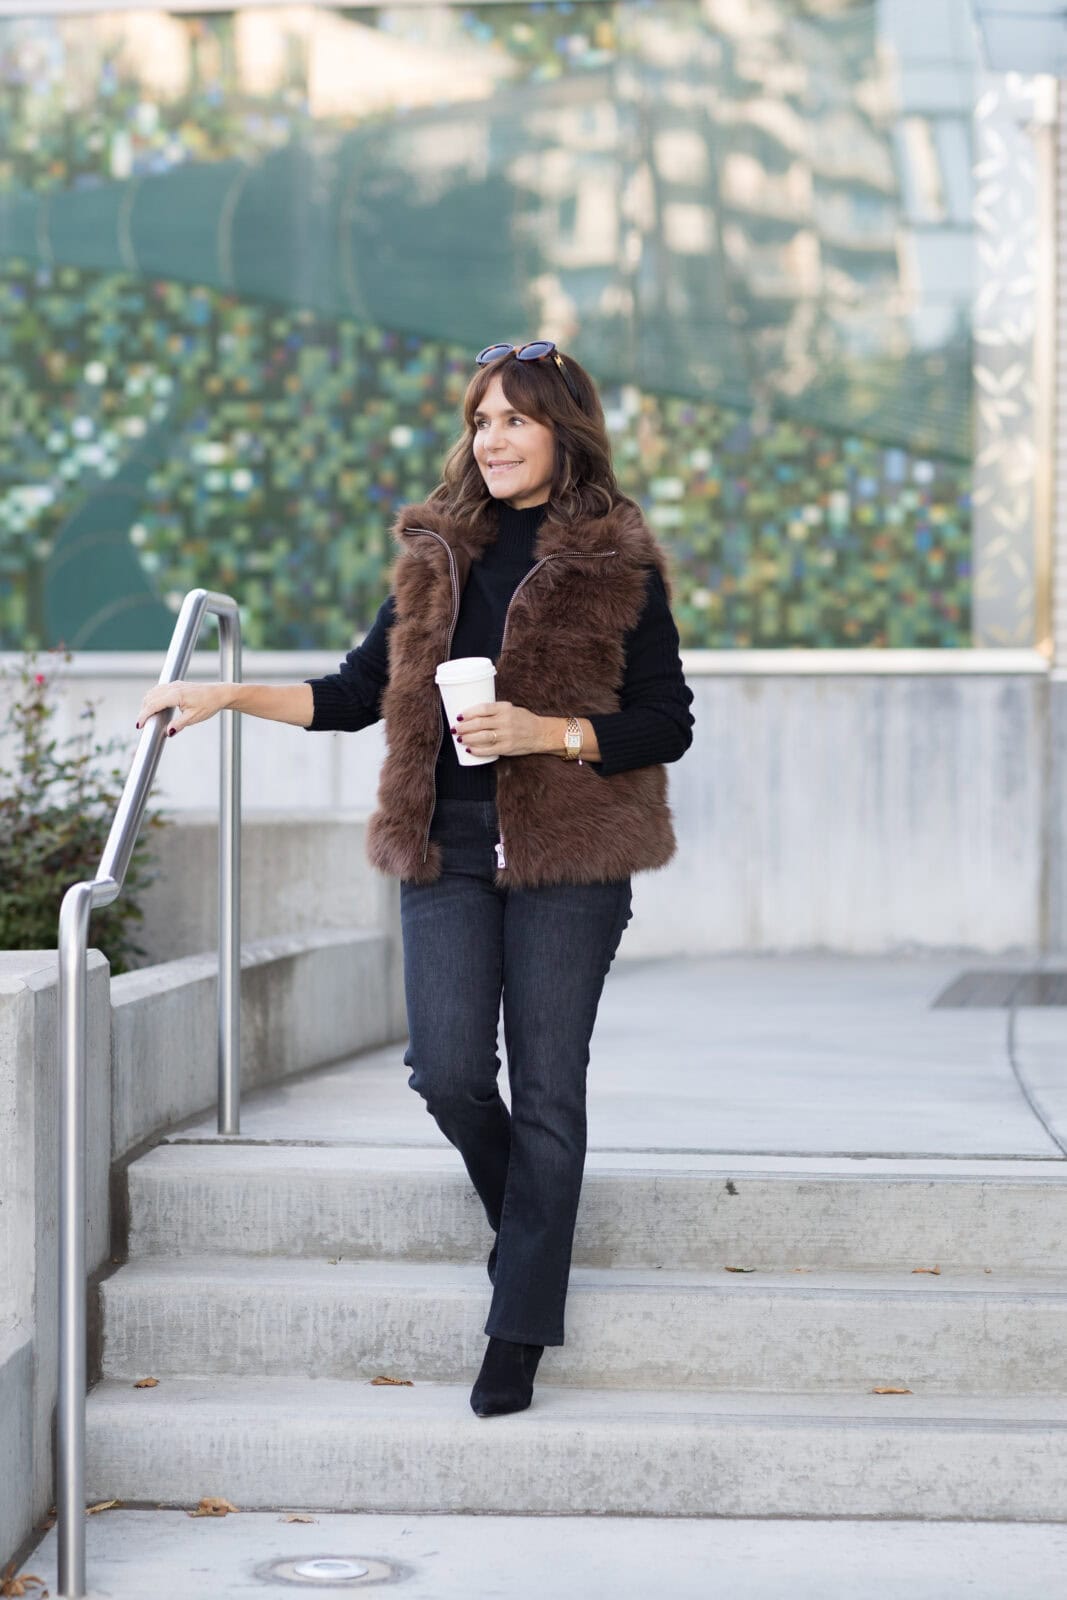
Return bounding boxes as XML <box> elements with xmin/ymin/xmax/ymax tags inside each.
<box><xmin>495</xmin><ymin>839</ymin><xmax>507</xmax><ymax>870</ymax></box>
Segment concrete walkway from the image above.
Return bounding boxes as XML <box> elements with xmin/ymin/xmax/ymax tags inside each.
<box><xmin>21</xmin><ymin>1507</ymin><xmax>1067</xmax><ymax>1599</ymax></box>
<box><xmin>172</xmin><ymin>954</ymin><xmax>1067</xmax><ymax>1162</ymax></box>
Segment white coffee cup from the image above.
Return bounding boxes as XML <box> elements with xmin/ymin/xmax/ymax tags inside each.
<box><xmin>435</xmin><ymin>656</ymin><xmax>498</xmax><ymax>766</ymax></box>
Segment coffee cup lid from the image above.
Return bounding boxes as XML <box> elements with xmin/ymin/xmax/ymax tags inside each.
<box><xmin>435</xmin><ymin>657</ymin><xmax>496</xmax><ymax>685</ymax></box>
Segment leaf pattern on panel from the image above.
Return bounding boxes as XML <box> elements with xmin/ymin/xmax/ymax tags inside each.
<box><xmin>972</xmin><ymin>73</ymin><xmax>1041</xmax><ymax>648</ymax></box>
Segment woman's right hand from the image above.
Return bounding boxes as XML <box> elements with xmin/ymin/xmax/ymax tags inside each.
<box><xmin>136</xmin><ymin>679</ymin><xmax>233</xmax><ymax>737</ymax></box>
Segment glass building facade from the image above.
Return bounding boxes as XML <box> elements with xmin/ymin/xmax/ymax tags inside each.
<box><xmin>0</xmin><ymin>1</ymin><xmax>1049</xmax><ymax>651</ymax></box>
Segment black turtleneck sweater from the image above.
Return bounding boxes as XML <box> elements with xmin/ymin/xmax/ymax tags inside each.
<box><xmin>303</xmin><ymin>498</ymin><xmax>694</xmax><ymax>799</ymax></box>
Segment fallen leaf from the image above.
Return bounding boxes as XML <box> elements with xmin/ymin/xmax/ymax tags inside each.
<box><xmin>791</xmin><ymin>1267</ymin><xmax>811</xmax><ymax>1273</ymax></box>
<box><xmin>911</xmin><ymin>1266</ymin><xmax>941</xmax><ymax>1275</ymax></box>
<box><xmin>188</xmin><ymin>1496</ymin><xmax>239</xmax><ymax>1518</ymax></box>
<box><xmin>86</xmin><ymin>1500</ymin><xmax>120</xmax><ymax>1516</ymax></box>
<box><xmin>871</xmin><ymin>1385</ymin><xmax>913</xmax><ymax>1394</ymax></box>
<box><xmin>133</xmin><ymin>1376</ymin><xmax>159</xmax><ymax>1388</ymax></box>
<box><xmin>724</xmin><ymin>1265</ymin><xmax>755</xmax><ymax>1273</ymax></box>
<box><xmin>281</xmin><ymin>1514</ymin><xmax>316</xmax><ymax>1523</ymax></box>
<box><xmin>0</xmin><ymin>1561</ymin><xmax>47</xmax><ymax>1596</ymax></box>
<box><xmin>370</xmin><ymin>1375</ymin><xmax>414</xmax><ymax>1386</ymax></box>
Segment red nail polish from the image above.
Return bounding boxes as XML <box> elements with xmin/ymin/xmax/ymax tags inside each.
<box><xmin>457</xmin><ymin>715</ymin><xmax>464</xmax><ymax>722</ymax></box>
<box><xmin>168</xmin><ymin>728</ymin><xmax>176</xmax><ymax>736</ymax></box>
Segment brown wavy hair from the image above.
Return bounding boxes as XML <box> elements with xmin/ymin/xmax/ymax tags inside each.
<box><xmin>427</xmin><ymin>346</ymin><xmax>636</xmax><ymax>540</ymax></box>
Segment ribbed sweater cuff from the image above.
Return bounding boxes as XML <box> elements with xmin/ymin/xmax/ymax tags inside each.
<box><xmin>586</xmin><ymin>711</ymin><xmax>650</xmax><ymax>777</ymax></box>
<box><xmin>302</xmin><ymin>678</ymin><xmax>353</xmax><ymax>731</ymax></box>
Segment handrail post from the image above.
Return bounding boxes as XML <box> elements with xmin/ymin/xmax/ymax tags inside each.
<box><xmin>56</xmin><ymin>885</ymin><xmax>93</xmax><ymax>1599</ymax></box>
<box><xmin>217</xmin><ymin>608</ymin><xmax>242</xmax><ymax>1134</ymax></box>
<box><xmin>54</xmin><ymin>589</ymin><xmax>241</xmax><ymax>1596</ymax></box>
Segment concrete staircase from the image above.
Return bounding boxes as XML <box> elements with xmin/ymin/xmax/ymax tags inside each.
<box><xmin>86</xmin><ymin>1142</ymin><xmax>1067</xmax><ymax>1519</ymax></box>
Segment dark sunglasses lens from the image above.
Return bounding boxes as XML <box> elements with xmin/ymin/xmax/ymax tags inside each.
<box><xmin>476</xmin><ymin>344</ymin><xmax>513</xmax><ymax>364</ymax></box>
<box><xmin>517</xmin><ymin>341</ymin><xmax>555</xmax><ymax>360</ymax></box>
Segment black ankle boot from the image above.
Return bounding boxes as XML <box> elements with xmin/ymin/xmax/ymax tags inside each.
<box><xmin>470</xmin><ymin>1335</ymin><xmax>545</xmax><ymax>1417</ymax></box>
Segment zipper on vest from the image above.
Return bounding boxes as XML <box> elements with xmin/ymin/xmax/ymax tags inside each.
<box><xmin>497</xmin><ymin>550</ymin><xmax>618</xmax><ymax>659</ymax></box>
<box><xmin>402</xmin><ymin>527</ymin><xmax>461</xmax><ymax>865</ymax></box>
<box><xmin>494</xmin><ymin>548</ymin><xmax>617</xmax><ymax>871</ymax></box>
<box><xmin>400</xmin><ymin>533</ymin><xmax>618</xmax><ymax>872</ymax></box>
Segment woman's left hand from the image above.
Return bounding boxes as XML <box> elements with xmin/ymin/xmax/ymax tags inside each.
<box><xmin>452</xmin><ymin>701</ymin><xmax>553</xmax><ymax>758</ymax></box>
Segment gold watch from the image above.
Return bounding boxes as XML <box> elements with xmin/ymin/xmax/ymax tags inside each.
<box><xmin>563</xmin><ymin>716</ymin><xmax>583</xmax><ymax>760</ymax></box>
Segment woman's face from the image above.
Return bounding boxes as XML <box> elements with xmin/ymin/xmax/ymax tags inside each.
<box><xmin>472</xmin><ymin>373</ymin><xmax>555</xmax><ymax>509</ymax></box>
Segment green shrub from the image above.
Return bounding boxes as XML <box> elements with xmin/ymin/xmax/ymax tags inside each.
<box><xmin>0</xmin><ymin>648</ymin><xmax>168</xmax><ymax>975</ymax></box>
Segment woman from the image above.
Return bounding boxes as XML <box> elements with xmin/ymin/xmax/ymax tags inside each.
<box><xmin>136</xmin><ymin>340</ymin><xmax>694</xmax><ymax>1418</ymax></box>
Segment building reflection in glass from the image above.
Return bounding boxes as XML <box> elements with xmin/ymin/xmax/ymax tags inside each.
<box><xmin>0</xmin><ymin>1</ymin><xmax>1044</xmax><ymax>651</ymax></box>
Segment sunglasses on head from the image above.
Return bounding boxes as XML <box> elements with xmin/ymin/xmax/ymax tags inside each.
<box><xmin>475</xmin><ymin>340</ymin><xmax>582</xmax><ymax>408</ymax></box>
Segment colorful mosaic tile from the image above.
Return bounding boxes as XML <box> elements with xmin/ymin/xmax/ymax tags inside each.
<box><xmin>0</xmin><ymin>3</ymin><xmax>999</xmax><ymax>651</ymax></box>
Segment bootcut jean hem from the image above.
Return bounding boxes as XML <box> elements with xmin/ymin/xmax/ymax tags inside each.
<box><xmin>483</xmin><ymin>1327</ymin><xmax>555</xmax><ymax>1347</ymax></box>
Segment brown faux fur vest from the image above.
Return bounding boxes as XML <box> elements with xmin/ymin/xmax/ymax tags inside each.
<box><xmin>365</xmin><ymin>494</ymin><xmax>679</xmax><ymax>888</ymax></box>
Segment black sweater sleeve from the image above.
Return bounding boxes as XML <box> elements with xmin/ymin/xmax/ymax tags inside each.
<box><xmin>301</xmin><ymin>568</ymin><xmax>695</xmax><ymax>772</ymax></box>
<box><xmin>301</xmin><ymin>593</ymin><xmax>396</xmax><ymax>731</ymax></box>
<box><xmin>585</xmin><ymin>568</ymin><xmax>695</xmax><ymax>776</ymax></box>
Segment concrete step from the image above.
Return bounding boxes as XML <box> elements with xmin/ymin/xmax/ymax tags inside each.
<box><xmin>84</xmin><ymin>1375</ymin><xmax>1067</xmax><ymax>1521</ymax></box>
<box><xmin>125</xmin><ymin>1143</ymin><xmax>1067</xmax><ymax>1272</ymax></box>
<box><xmin>99</xmin><ymin>1254</ymin><xmax>1067</xmax><ymax>1394</ymax></box>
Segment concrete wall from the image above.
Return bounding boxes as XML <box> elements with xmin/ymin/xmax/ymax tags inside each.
<box><xmin>636</xmin><ymin>665</ymin><xmax>1053</xmax><ymax>957</ymax></box>
<box><xmin>3</xmin><ymin>647</ymin><xmax>1055</xmax><ymax>957</ymax></box>
<box><xmin>0</xmin><ymin>649</ymin><xmax>386</xmax><ymax>816</ymax></box>
<box><xmin>132</xmin><ymin>810</ymin><xmax>401</xmax><ymax>967</ymax></box>
<box><xmin>111</xmin><ymin>927</ymin><xmax>404</xmax><ymax>1160</ymax></box>
<box><xmin>0</xmin><ymin>952</ymin><xmax>111</xmax><ymax>1569</ymax></box>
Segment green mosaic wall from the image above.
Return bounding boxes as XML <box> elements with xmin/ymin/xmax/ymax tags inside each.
<box><xmin>0</xmin><ymin>2</ymin><xmax>975</xmax><ymax>651</ymax></box>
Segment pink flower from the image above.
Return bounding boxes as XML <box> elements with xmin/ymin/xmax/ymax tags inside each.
<box><xmin>34</xmin><ymin>673</ymin><xmax>46</xmax><ymax>684</ymax></box>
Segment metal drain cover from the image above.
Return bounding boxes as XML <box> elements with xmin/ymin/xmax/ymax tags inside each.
<box><xmin>259</xmin><ymin>1554</ymin><xmax>398</xmax><ymax>1586</ymax></box>
<box><xmin>932</xmin><ymin>970</ymin><xmax>1067</xmax><ymax>1008</ymax></box>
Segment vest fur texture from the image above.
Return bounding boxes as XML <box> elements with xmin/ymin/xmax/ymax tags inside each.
<box><xmin>365</xmin><ymin>494</ymin><xmax>679</xmax><ymax>889</ymax></box>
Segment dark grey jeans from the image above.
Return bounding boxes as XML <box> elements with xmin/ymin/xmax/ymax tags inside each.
<box><xmin>400</xmin><ymin>797</ymin><xmax>633</xmax><ymax>1345</ymax></box>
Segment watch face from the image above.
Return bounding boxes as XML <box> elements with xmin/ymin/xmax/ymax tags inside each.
<box><xmin>566</xmin><ymin>730</ymin><xmax>581</xmax><ymax>750</ymax></box>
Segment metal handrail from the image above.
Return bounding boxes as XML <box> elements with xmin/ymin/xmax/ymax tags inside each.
<box><xmin>55</xmin><ymin>588</ymin><xmax>242</xmax><ymax>1598</ymax></box>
